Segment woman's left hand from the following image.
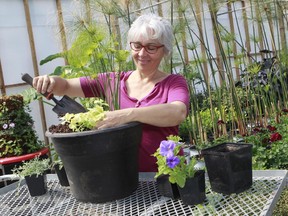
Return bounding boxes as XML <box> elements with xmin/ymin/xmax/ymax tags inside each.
<box><xmin>96</xmin><ymin>109</ymin><xmax>133</xmax><ymax>129</ymax></box>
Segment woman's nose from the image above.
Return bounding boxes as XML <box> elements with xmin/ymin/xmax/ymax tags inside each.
<box><xmin>138</xmin><ymin>47</ymin><xmax>148</xmax><ymax>56</ymax></box>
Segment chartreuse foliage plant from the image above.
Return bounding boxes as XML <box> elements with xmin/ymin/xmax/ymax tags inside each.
<box><xmin>60</xmin><ymin>105</ymin><xmax>105</xmax><ymax>132</ymax></box>
<box><xmin>153</xmin><ymin>135</ymin><xmax>201</xmax><ymax>188</ymax></box>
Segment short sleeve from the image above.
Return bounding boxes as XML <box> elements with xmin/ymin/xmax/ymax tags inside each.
<box><xmin>166</xmin><ymin>75</ymin><xmax>190</xmax><ymax>112</ymax></box>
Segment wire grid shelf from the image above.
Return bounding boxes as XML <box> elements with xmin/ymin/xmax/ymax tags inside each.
<box><xmin>0</xmin><ymin>171</ymin><xmax>286</xmax><ymax>216</ymax></box>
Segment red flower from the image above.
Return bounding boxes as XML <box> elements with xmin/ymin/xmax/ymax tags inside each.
<box><xmin>270</xmin><ymin>132</ymin><xmax>282</xmax><ymax>142</ymax></box>
<box><xmin>267</xmin><ymin>125</ymin><xmax>277</xmax><ymax>132</ymax></box>
<box><xmin>252</xmin><ymin>127</ymin><xmax>262</xmax><ymax>134</ymax></box>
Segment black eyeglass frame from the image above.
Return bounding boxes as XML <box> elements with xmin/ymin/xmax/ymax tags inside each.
<box><xmin>129</xmin><ymin>42</ymin><xmax>164</xmax><ymax>54</ymax></box>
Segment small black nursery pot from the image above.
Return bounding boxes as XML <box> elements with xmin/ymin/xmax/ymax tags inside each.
<box><xmin>177</xmin><ymin>170</ymin><xmax>206</xmax><ymax>206</ymax></box>
<box><xmin>202</xmin><ymin>142</ymin><xmax>252</xmax><ymax>195</ymax></box>
<box><xmin>25</xmin><ymin>174</ymin><xmax>47</xmax><ymax>196</ymax></box>
<box><xmin>156</xmin><ymin>175</ymin><xmax>180</xmax><ymax>199</ymax></box>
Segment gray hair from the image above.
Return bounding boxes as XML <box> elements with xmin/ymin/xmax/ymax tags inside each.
<box><xmin>127</xmin><ymin>14</ymin><xmax>173</xmax><ymax>56</ymax></box>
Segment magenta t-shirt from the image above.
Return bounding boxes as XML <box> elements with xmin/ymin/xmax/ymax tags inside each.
<box><xmin>80</xmin><ymin>71</ymin><xmax>190</xmax><ymax>172</ymax></box>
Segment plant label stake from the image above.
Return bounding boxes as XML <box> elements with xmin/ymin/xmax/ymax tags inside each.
<box><xmin>22</xmin><ymin>73</ymin><xmax>86</xmax><ymax>115</ymax></box>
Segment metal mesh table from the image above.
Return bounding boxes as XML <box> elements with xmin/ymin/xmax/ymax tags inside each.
<box><xmin>0</xmin><ymin>170</ymin><xmax>286</xmax><ymax>216</ymax></box>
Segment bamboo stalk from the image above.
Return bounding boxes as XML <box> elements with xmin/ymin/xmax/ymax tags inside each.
<box><xmin>195</xmin><ymin>0</ymin><xmax>209</xmax><ymax>82</ymax></box>
<box><xmin>241</xmin><ymin>0</ymin><xmax>252</xmax><ymax>63</ymax></box>
<box><xmin>176</xmin><ymin>0</ymin><xmax>189</xmax><ymax>64</ymax></box>
<box><xmin>227</xmin><ymin>2</ymin><xmax>240</xmax><ymax>79</ymax></box>
<box><xmin>207</xmin><ymin>0</ymin><xmax>225</xmax><ymax>85</ymax></box>
<box><xmin>264</xmin><ymin>3</ymin><xmax>276</xmax><ymax>52</ymax></box>
<box><xmin>84</xmin><ymin>0</ymin><xmax>92</xmax><ymax>24</ymax></box>
<box><xmin>110</xmin><ymin>15</ymin><xmax>121</xmax><ymax>49</ymax></box>
<box><xmin>0</xmin><ymin>59</ymin><xmax>6</xmax><ymax>95</ymax></box>
<box><xmin>156</xmin><ymin>0</ymin><xmax>163</xmax><ymax>17</ymax></box>
<box><xmin>277</xmin><ymin>2</ymin><xmax>286</xmax><ymax>49</ymax></box>
<box><xmin>55</xmin><ymin>0</ymin><xmax>68</xmax><ymax>64</ymax></box>
<box><xmin>23</xmin><ymin>0</ymin><xmax>49</xmax><ymax>146</ymax></box>
<box><xmin>254</xmin><ymin>1</ymin><xmax>264</xmax><ymax>58</ymax></box>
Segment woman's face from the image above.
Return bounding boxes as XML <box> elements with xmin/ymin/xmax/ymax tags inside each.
<box><xmin>130</xmin><ymin>38</ymin><xmax>165</xmax><ymax>73</ymax></box>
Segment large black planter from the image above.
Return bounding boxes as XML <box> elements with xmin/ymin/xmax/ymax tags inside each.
<box><xmin>201</xmin><ymin>143</ymin><xmax>252</xmax><ymax>195</ymax></box>
<box><xmin>156</xmin><ymin>175</ymin><xmax>180</xmax><ymax>199</ymax></box>
<box><xmin>177</xmin><ymin>170</ymin><xmax>206</xmax><ymax>206</ymax></box>
<box><xmin>46</xmin><ymin>122</ymin><xmax>142</xmax><ymax>203</ymax></box>
<box><xmin>25</xmin><ymin>174</ymin><xmax>47</xmax><ymax>196</ymax></box>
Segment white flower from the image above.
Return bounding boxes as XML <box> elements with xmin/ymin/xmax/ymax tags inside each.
<box><xmin>9</xmin><ymin>122</ymin><xmax>15</xmax><ymax>128</ymax></box>
<box><xmin>2</xmin><ymin>124</ymin><xmax>8</xmax><ymax>130</ymax></box>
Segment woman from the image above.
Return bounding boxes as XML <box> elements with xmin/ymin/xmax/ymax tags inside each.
<box><xmin>33</xmin><ymin>14</ymin><xmax>190</xmax><ymax>172</ymax></box>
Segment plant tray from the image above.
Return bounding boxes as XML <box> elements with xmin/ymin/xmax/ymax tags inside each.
<box><xmin>0</xmin><ymin>170</ymin><xmax>286</xmax><ymax>216</ymax></box>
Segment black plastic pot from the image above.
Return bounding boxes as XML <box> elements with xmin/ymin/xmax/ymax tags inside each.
<box><xmin>156</xmin><ymin>175</ymin><xmax>180</xmax><ymax>199</ymax></box>
<box><xmin>177</xmin><ymin>170</ymin><xmax>206</xmax><ymax>206</ymax></box>
<box><xmin>46</xmin><ymin>122</ymin><xmax>142</xmax><ymax>203</ymax></box>
<box><xmin>201</xmin><ymin>143</ymin><xmax>252</xmax><ymax>195</ymax></box>
<box><xmin>54</xmin><ymin>165</ymin><xmax>69</xmax><ymax>187</ymax></box>
<box><xmin>25</xmin><ymin>174</ymin><xmax>47</xmax><ymax>196</ymax></box>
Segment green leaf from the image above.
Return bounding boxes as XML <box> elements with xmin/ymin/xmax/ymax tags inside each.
<box><xmin>40</xmin><ymin>53</ymin><xmax>64</xmax><ymax>65</ymax></box>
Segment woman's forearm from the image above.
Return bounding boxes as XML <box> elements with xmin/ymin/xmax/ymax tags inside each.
<box><xmin>96</xmin><ymin>102</ymin><xmax>187</xmax><ymax>129</ymax></box>
<box><xmin>129</xmin><ymin>102</ymin><xmax>187</xmax><ymax>127</ymax></box>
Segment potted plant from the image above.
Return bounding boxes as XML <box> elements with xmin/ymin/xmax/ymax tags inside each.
<box><xmin>37</xmin><ymin>22</ymin><xmax>142</xmax><ymax>203</ymax></box>
<box><xmin>153</xmin><ymin>135</ymin><xmax>206</xmax><ymax>206</ymax></box>
<box><xmin>50</xmin><ymin>144</ymin><xmax>69</xmax><ymax>187</ymax></box>
<box><xmin>12</xmin><ymin>156</ymin><xmax>50</xmax><ymax>196</ymax></box>
<box><xmin>0</xmin><ymin>94</ymin><xmax>48</xmax><ymax>187</ymax></box>
<box><xmin>46</xmin><ymin>105</ymin><xmax>141</xmax><ymax>203</ymax></box>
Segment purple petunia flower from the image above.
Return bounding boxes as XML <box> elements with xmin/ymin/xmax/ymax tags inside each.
<box><xmin>166</xmin><ymin>156</ymin><xmax>180</xmax><ymax>168</ymax></box>
<box><xmin>159</xmin><ymin>140</ymin><xmax>176</xmax><ymax>157</ymax></box>
<box><xmin>2</xmin><ymin>124</ymin><xmax>8</xmax><ymax>130</ymax></box>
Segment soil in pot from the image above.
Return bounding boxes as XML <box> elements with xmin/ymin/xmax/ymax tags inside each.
<box><xmin>202</xmin><ymin>142</ymin><xmax>252</xmax><ymax>195</ymax></box>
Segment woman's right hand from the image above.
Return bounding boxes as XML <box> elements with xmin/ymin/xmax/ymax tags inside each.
<box><xmin>33</xmin><ymin>75</ymin><xmax>56</xmax><ymax>94</ymax></box>
<box><xmin>32</xmin><ymin>75</ymin><xmax>84</xmax><ymax>98</ymax></box>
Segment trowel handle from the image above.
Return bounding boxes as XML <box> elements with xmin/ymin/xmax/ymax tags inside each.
<box><xmin>21</xmin><ymin>73</ymin><xmax>53</xmax><ymax>99</ymax></box>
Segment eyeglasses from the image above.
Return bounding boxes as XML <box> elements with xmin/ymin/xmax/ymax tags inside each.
<box><xmin>130</xmin><ymin>42</ymin><xmax>164</xmax><ymax>54</ymax></box>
